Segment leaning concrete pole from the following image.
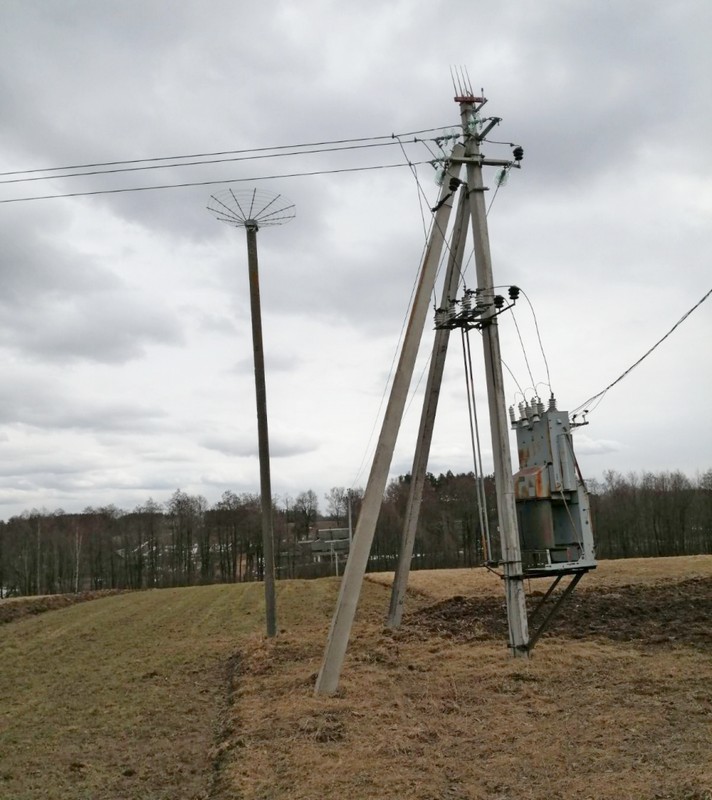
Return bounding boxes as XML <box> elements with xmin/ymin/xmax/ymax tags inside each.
<box><xmin>314</xmin><ymin>145</ymin><xmax>465</xmax><ymax>695</ymax></box>
<box><xmin>386</xmin><ymin>188</ymin><xmax>470</xmax><ymax>628</ymax></box>
<box><xmin>457</xmin><ymin>97</ymin><xmax>530</xmax><ymax>657</ymax></box>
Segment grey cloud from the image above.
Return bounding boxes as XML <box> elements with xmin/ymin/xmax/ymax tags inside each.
<box><xmin>0</xmin><ymin>380</ymin><xmax>167</xmax><ymax>432</ymax></box>
<box><xmin>504</xmin><ymin>4</ymin><xmax>712</xmax><ymax>185</ymax></box>
<box><xmin>200</xmin><ymin>432</ymin><xmax>319</xmax><ymax>458</ymax></box>
<box><xmin>0</xmin><ymin>455</ymin><xmax>95</xmax><ymax>480</ymax></box>
<box><xmin>0</xmin><ymin>212</ymin><xmax>120</xmax><ymax>301</ymax></box>
<box><xmin>0</xmin><ymin>288</ymin><xmax>184</xmax><ymax>364</ymax></box>
<box><xmin>0</xmin><ymin>211</ymin><xmax>184</xmax><ymax>363</ymax></box>
<box><xmin>573</xmin><ymin>436</ymin><xmax>623</xmax><ymax>457</ymax></box>
<box><xmin>233</xmin><ymin>350</ymin><xmax>302</xmax><ymax>375</ymax></box>
<box><xmin>0</xmin><ymin>471</ymin><xmax>181</xmax><ymax>504</ymax></box>
<box><xmin>0</xmin><ymin>0</ymin><xmax>709</xmax><ymax>519</ymax></box>
<box><xmin>13</xmin><ymin>297</ymin><xmax>180</xmax><ymax>363</ymax></box>
<box><xmin>192</xmin><ymin>310</ymin><xmax>238</xmax><ymax>336</ymax></box>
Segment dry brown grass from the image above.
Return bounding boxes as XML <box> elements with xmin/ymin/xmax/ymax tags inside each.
<box><xmin>366</xmin><ymin>554</ymin><xmax>712</xmax><ymax>601</ymax></box>
<box><xmin>2</xmin><ymin>557</ymin><xmax>711</xmax><ymax>799</ymax></box>
<box><xmin>230</xmin><ymin>634</ymin><xmax>712</xmax><ymax>800</ymax></box>
<box><xmin>0</xmin><ymin>589</ymin><xmax>126</xmax><ymax>624</ymax></box>
<box><xmin>230</xmin><ymin>630</ymin><xmax>711</xmax><ymax>800</ymax></box>
<box><xmin>224</xmin><ymin>558</ymin><xmax>712</xmax><ymax>800</ymax></box>
<box><xmin>0</xmin><ymin>580</ymin><xmax>340</xmax><ymax>800</ymax></box>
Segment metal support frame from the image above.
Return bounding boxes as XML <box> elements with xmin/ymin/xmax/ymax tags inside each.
<box><xmin>527</xmin><ymin>570</ymin><xmax>585</xmax><ymax>652</ymax></box>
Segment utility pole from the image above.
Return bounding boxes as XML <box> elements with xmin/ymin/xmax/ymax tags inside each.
<box><xmin>245</xmin><ymin>221</ymin><xmax>278</xmax><ymax>637</ymax></box>
<box><xmin>314</xmin><ymin>145</ymin><xmax>465</xmax><ymax>695</ymax></box>
<box><xmin>36</xmin><ymin>518</ymin><xmax>41</xmax><ymax>596</ymax></box>
<box><xmin>456</xmin><ymin>93</ymin><xmax>530</xmax><ymax>657</ymax></box>
<box><xmin>386</xmin><ymin>188</ymin><xmax>470</xmax><ymax>628</ymax></box>
<box><xmin>347</xmin><ymin>489</ymin><xmax>353</xmax><ymax>545</ymax></box>
<box><xmin>207</xmin><ymin>188</ymin><xmax>295</xmax><ymax>639</ymax></box>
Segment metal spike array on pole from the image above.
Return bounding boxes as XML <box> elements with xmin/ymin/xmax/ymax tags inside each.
<box><xmin>207</xmin><ymin>187</ymin><xmax>295</xmax><ymax>638</ymax></box>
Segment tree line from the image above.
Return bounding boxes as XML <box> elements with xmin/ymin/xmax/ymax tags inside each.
<box><xmin>0</xmin><ymin>469</ymin><xmax>710</xmax><ymax>598</ymax></box>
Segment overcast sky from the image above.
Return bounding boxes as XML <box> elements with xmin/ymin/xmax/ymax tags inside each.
<box><xmin>0</xmin><ymin>0</ymin><xmax>710</xmax><ymax>520</ymax></box>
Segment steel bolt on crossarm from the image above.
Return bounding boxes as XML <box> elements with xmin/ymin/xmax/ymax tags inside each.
<box><xmin>207</xmin><ymin>188</ymin><xmax>295</xmax><ymax>638</ymax></box>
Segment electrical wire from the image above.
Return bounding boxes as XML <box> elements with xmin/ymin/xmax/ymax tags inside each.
<box><xmin>485</xmin><ymin>186</ymin><xmax>503</xmax><ymax>217</ymax></box>
<box><xmin>0</xmin><ymin>141</ymin><xmax>406</xmax><ymax>186</ymax></box>
<box><xmin>486</xmin><ymin>167</ymin><xmax>510</xmax><ymax>216</ymax></box>
<box><xmin>456</xmin><ymin>249</ymin><xmax>475</xmax><ymax>294</ymax></box>
<box><xmin>348</xmin><ymin>150</ymin><xmax>469</xmax><ymax>490</ymax></box>
<box><xmin>519</xmin><ymin>289</ymin><xmax>552</xmax><ymax>391</ymax></box>
<box><xmin>418</xmin><ymin>136</ymin><xmax>446</xmax><ymax>165</ymax></box>
<box><xmin>461</xmin><ymin>328</ymin><xmax>492</xmax><ymax>560</ymax></box>
<box><xmin>0</xmin><ymin>125</ymin><xmax>454</xmax><ymax>179</ymax></box>
<box><xmin>510</xmin><ymin>309</ymin><xmax>536</xmax><ymax>390</ymax></box>
<box><xmin>0</xmin><ymin>161</ymin><xmax>433</xmax><ymax>205</ymax></box>
<box><xmin>394</xmin><ymin>134</ymin><xmax>466</xmax><ymax>314</ymax></box>
<box><xmin>480</xmin><ymin>138</ymin><xmax>517</xmax><ymax>147</ymax></box>
<box><xmin>393</xmin><ymin>134</ymin><xmax>429</xmax><ymax>243</ymax></box>
<box><xmin>403</xmin><ymin>350</ymin><xmax>433</xmax><ymax>419</ymax></box>
<box><xmin>500</xmin><ymin>355</ymin><xmax>526</xmax><ymax>399</ymax></box>
<box><xmin>572</xmin><ymin>287</ymin><xmax>712</xmax><ymax>416</ymax></box>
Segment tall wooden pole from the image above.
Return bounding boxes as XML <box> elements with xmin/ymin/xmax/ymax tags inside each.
<box><xmin>246</xmin><ymin>222</ymin><xmax>277</xmax><ymax>638</ymax></box>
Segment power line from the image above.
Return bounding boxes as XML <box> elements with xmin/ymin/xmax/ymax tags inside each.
<box><xmin>0</xmin><ymin>125</ymin><xmax>453</xmax><ymax>179</ymax></box>
<box><xmin>486</xmin><ymin>166</ymin><xmax>510</xmax><ymax>216</ymax></box>
<box><xmin>393</xmin><ymin>134</ymin><xmax>430</xmax><ymax>243</ymax></box>
<box><xmin>0</xmin><ymin>161</ymin><xmax>432</xmax><ymax>205</ymax></box>
<box><xmin>0</xmin><ymin>141</ymin><xmax>405</xmax><ymax>186</ymax></box>
<box><xmin>573</xmin><ymin>287</ymin><xmax>712</xmax><ymax>416</ymax></box>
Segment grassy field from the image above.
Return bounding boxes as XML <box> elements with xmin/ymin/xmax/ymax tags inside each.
<box><xmin>1</xmin><ymin>556</ymin><xmax>711</xmax><ymax>799</ymax></box>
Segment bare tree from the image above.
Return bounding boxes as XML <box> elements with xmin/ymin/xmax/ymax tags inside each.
<box><xmin>324</xmin><ymin>487</ymin><xmax>347</xmax><ymax>525</ymax></box>
<box><xmin>293</xmin><ymin>490</ymin><xmax>319</xmax><ymax>540</ymax></box>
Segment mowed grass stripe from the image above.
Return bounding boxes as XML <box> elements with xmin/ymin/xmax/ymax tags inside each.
<box><xmin>0</xmin><ymin>579</ymin><xmax>345</xmax><ymax>800</ymax></box>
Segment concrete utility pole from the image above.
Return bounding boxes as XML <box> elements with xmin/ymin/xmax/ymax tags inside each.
<box><xmin>314</xmin><ymin>145</ymin><xmax>465</xmax><ymax>695</ymax></box>
<box><xmin>207</xmin><ymin>188</ymin><xmax>295</xmax><ymax>639</ymax></box>
<box><xmin>456</xmin><ymin>95</ymin><xmax>530</xmax><ymax>657</ymax></box>
<box><xmin>386</xmin><ymin>188</ymin><xmax>470</xmax><ymax>629</ymax></box>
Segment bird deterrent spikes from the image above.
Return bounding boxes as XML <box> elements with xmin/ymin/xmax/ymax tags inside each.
<box><xmin>207</xmin><ymin>187</ymin><xmax>295</xmax><ymax>230</ymax></box>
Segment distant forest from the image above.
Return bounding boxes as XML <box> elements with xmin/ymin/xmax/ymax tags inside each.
<box><xmin>1</xmin><ymin>469</ymin><xmax>711</xmax><ymax>598</ymax></box>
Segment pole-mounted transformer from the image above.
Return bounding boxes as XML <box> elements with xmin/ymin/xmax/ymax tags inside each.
<box><xmin>510</xmin><ymin>396</ymin><xmax>597</xmax><ymax>576</ymax></box>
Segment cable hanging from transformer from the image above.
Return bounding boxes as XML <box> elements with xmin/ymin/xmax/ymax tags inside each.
<box><xmin>572</xmin><ymin>286</ymin><xmax>712</xmax><ymax>418</ymax></box>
